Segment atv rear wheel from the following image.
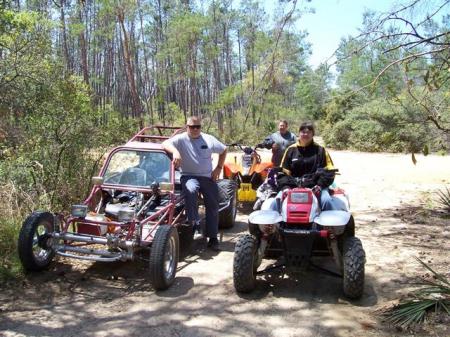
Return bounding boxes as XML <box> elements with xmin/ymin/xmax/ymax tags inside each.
<box><xmin>342</xmin><ymin>236</ymin><xmax>365</xmax><ymax>299</ymax></box>
<box><xmin>233</xmin><ymin>234</ymin><xmax>258</xmax><ymax>292</ymax></box>
<box><xmin>18</xmin><ymin>212</ymin><xmax>55</xmax><ymax>271</ymax></box>
<box><xmin>218</xmin><ymin>179</ymin><xmax>237</xmax><ymax>229</ymax></box>
<box><xmin>149</xmin><ymin>225</ymin><xmax>179</xmax><ymax>290</ymax></box>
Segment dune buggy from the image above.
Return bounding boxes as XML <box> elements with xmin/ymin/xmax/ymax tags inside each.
<box><xmin>18</xmin><ymin>125</ymin><xmax>237</xmax><ymax>290</ymax></box>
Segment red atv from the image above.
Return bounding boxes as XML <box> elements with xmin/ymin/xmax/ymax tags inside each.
<box><xmin>233</xmin><ymin>171</ymin><xmax>365</xmax><ymax>299</ymax></box>
<box><xmin>18</xmin><ymin>125</ymin><xmax>237</xmax><ymax>290</ymax></box>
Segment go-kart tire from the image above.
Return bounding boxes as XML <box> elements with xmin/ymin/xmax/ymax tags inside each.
<box><xmin>233</xmin><ymin>234</ymin><xmax>258</xmax><ymax>293</ymax></box>
<box><xmin>149</xmin><ymin>225</ymin><xmax>179</xmax><ymax>290</ymax></box>
<box><xmin>18</xmin><ymin>211</ymin><xmax>55</xmax><ymax>271</ymax></box>
<box><xmin>342</xmin><ymin>236</ymin><xmax>365</xmax><ymax>299</ymax></box>
<box><xmin>218</xmin><ymin>180</ymin><xmax>237</xmax><ymax>229</ymax></box>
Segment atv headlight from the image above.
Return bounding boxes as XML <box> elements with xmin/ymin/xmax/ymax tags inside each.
<box><xmin>71</xmin><ymin>205</ymin><xmax>88</xmax><ymax>218</ymax></box>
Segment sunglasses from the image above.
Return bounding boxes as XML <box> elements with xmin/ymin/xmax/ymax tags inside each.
<box><xmin>188</xmin><ymin>125</ymin><xmax>202</xmax><ymax>129</ymax></box>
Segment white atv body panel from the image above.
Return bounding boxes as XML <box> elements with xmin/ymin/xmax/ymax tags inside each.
<box><xmin>257</xmin><ymin>188</ymin><xmax>351</xmax><ymax>226</ymax></box>
<box><xmin>248</xmin><ymin>210</ymin><xmax>283</xmax><ymax>225</ymax></box>
<box><xmin>314</xmin><ymin>210</ymin><xmax>351</xmax><ymax>227</ymax></box>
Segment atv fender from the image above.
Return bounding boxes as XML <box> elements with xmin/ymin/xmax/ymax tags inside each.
<box><xmin>248</xmin><ymin>210</ymin><xmax>282</xmax><ymax>225</ymax></box>
<box><xmin>314</xmin><ymin>210</ymin><xmax>351</xmax><ymax>227</ymax></box>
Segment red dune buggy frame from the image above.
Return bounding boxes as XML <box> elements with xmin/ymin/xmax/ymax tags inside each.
<box><xmin>18</xmin><ymin>125</ymin><xmax>236</xmax><ymax>290</ymax></box>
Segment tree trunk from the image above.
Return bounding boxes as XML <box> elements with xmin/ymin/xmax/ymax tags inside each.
<box><xmin>117</xmin><ymin>6</ymin><xmax>142</xmax><ymax>117</ymax></box>
<box><xmin>78</xmin><ymin>0</ymin><xmax>89</xmax><ymax>85</ymax></box>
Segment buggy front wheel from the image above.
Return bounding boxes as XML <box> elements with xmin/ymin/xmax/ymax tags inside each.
<box><xmin>18</xmin><ymin>212</ymin><xmax>55</xmax><ymax>271</ymax></box>
<box><xmin>149</xmin><ymin>225</ymin><xmax>179</xmax><ymax>290</ymax></box>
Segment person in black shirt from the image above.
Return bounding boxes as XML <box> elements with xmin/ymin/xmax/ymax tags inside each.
<box><xmin>280</xmin><ymin>122</ymin><xmax>346</xmax><ymax>211</ymax></box>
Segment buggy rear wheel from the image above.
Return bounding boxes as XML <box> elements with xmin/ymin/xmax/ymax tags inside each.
<box><xmin>342</xmin><ymin>236</ymin><xmax>365</xmax><ymax>299</ymax></box>
<box><xmin>233</xmin><ymin>234</ymin><xmax>258</xmax><ymax>292</ymax></box>
<box><xmin>149</xmin><ymin>225</ymin><xmax>179</xmax><ymax>290</ymax></box>
<box><xmin>218</xmin><ymin>179</ymin><xmax>238</xmax><ymax>229</ymax></box>
<box><xmin>18</xmin><ymin>212</ymin><xmax>55</xmax><ymax>271</ymax></box>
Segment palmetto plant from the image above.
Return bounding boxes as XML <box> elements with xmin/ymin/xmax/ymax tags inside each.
<box><xmin>436</xmin><ymin>186</ymin><xmax>450</xmax><ymax>212</ymax></box>
<box><xmin>383</xmin><ymin>258</ymin><xmax>450</xmax><ymax>328</ymax></box>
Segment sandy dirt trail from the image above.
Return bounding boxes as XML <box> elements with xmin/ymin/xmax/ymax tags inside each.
<box><xmin>1</xmin><ymin>150</ymin><xmax>449</xmax><ymax>337</ymax></box>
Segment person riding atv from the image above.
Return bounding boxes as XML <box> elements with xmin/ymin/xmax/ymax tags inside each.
<box><xmin>280</xmin><ymin>121</ymin><xmax>346</xmax><ymax>211</ymax></box>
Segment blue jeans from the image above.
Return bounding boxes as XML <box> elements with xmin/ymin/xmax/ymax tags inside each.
<box><xmin>181</xmin><ymin>175</ymin><xmax>219</xmax><ymax>239</ymax></box>
<box><xmin>320</xmin><ymin>188</ymin><xmax>347</xmax><ymax>211</ymax></box>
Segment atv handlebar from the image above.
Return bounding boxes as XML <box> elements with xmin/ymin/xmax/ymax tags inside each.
<box><xmin>227</xmin><ymin>139</ymin><xmax>274</xmax><ymax>152</ymax></box>
<box><xmin>226</xmin><ymin>143</ymin><xmax>256</xmax><ymax>155</ymax></box>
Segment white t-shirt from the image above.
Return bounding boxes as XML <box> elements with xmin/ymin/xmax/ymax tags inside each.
<box><xmin>166</xmin><ymin>132</ymin><xmax>226</xmax><ymax>177</ymax></box>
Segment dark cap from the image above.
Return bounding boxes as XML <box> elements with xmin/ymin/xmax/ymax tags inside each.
<box><xmin>299</xmin><ymin>122</ymin><xmax>315</xmax><ymax>135</ymax></box>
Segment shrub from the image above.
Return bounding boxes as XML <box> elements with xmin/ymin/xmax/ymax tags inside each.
<box><xmin>323</xmin><ymin>98</ymin><xmax>432</xmax><ymax>152</ymax></box>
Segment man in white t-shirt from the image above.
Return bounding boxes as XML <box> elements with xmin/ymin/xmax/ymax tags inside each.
<box><xmin>162</xmin><ymin>116</ymin><xmax>227</xmax><ymax>251</ymax></box>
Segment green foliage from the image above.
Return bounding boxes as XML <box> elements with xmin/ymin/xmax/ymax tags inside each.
<box><xmin>0</xmin><ymin>181</ymin><xmax>24</xmax><ymax>282</ymax></box>
<box><xmin>436</xmin><ymin>186</ymin><xmax>450</xmax><ymax>212</ymax></box>
<box><xmin>335</xmin><ymin>13</ymin><xmax>405</xmax><ymax>98</ymax></box>
<box><xmin>383</xmin><ymin>258</ymin><xmax>450</xmax><ymax>328</ymax></box>
<box><xmin>322</xmin><ymin>98</ymin><xmax>431</xmax><ymax>152</ymax></box>
<box><xmin>0</xmin><ymin>10</ymin><xmax>53</xmax><ymax>112</ymax></box>
<box><xmin>295</xmin><ymin>66</ymin><xmax>330</xmax><ymax>120</ymax></box>
<box><xmin>323</xmin><ymin>89</ymin><xmax>368</xmax><ymax>124</ymax></box>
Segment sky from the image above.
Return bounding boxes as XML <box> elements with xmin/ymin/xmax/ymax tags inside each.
<box><xmin>263</xmin><ymin>0</ymin><xmax>399</xmax><ymax>68</ymax></box>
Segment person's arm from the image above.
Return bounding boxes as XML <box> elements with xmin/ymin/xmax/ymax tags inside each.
<box><xmin>211</xmin><ymin>148</ymin><xmax>227</xmax><ymax>181</ymax></box>
<box><xmin>280</xmin><ymin>147</ymin><xmax>292</xmax><ymax>176</ymax></box>
<box><xmin>162</xmin><ymin>140</ymin><xmax>182</xmax><ymax>169</ymax></box>
<box><xmin>269</xmin><ymin>134</ymin><xmax>279</xmax><ymax>151</ymax></box>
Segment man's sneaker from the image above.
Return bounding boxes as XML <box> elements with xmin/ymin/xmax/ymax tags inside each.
<box><xmin>193</xmin><ymin>224</ymin><xmax>203</xmax><ymax>240</ymax></box>
<box><xmin>207</xmin><ymin>237</ymin><xmax>220</xmax><ymax>251</ymax></box>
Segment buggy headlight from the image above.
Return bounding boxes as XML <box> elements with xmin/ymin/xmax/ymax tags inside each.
<box><xmin>118</xmin><ymin>209</ymin><xmax>135</xmax><ymax>222</ymax></box>
<box><xmin>71</xmin><ymin>205</ymin><xmax>88</xmax><ymax>218</ymax></box>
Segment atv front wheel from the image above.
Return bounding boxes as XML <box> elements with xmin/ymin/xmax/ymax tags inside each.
<box><xmin>149</xmin><ymin>225</ymin><xmax>179</xmax><ymax>290</ymax></box>
<box><xmin>18</xmin><ymin>212</ymin><xmax>55</xmax><ymax>271</ymax></box>
<box><xmin>233</xmin><ymin>234</ymin><xmax>258</xmax><ymax>292</ymax></box>
<box><xmin>342</xmin><ymin>236</ymin><xmax>365</xmax><ymax>299</ymax></box>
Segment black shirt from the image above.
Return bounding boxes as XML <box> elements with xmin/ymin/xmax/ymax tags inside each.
<box><xmin>281</xmin><ymin>141</ymin><xmax>333</xmax><ymax>178</ymax></box>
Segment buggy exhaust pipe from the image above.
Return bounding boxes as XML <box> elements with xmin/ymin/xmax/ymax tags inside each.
<box><xmin>54</xmin><ymin>244</ymin><xmax>133</xmax><ymax>262</ymax></box>
<box><xmin>52</xmin><ymin>232</ymin><xmax>136</xmax><ymax>249</ymax></box>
